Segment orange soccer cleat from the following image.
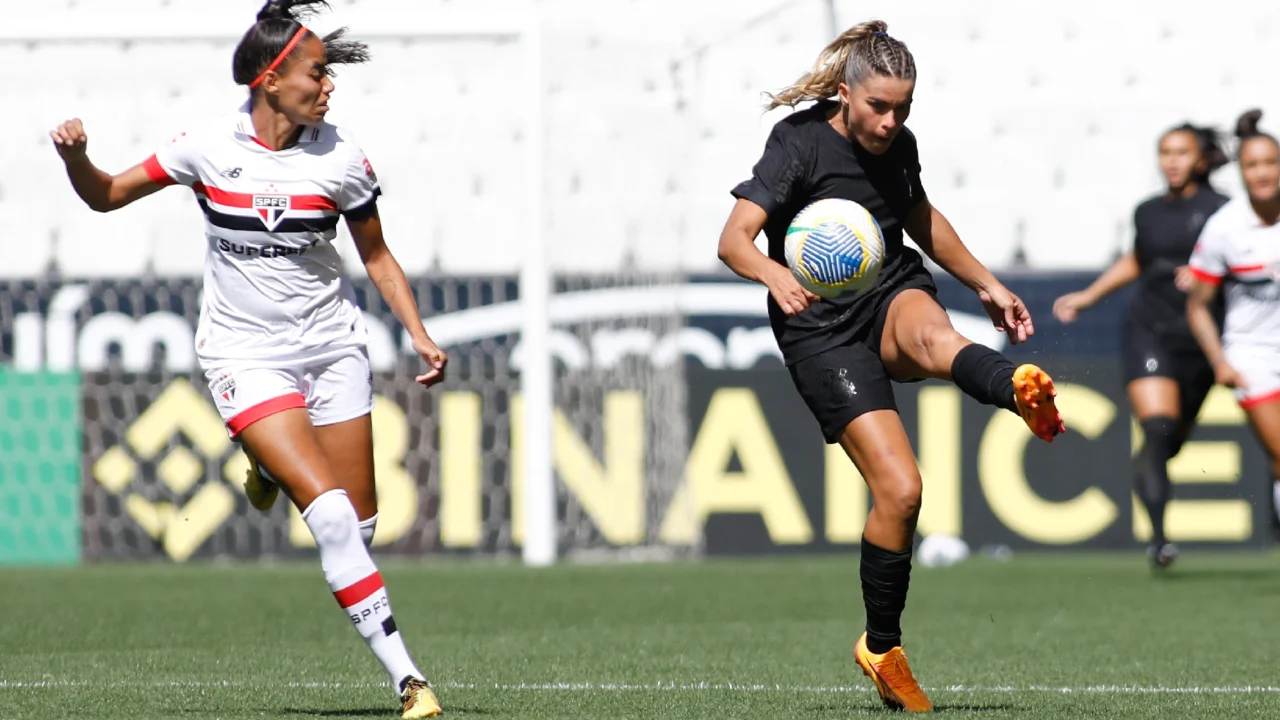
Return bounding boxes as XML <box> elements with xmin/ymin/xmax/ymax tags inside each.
<box><xmin>1013</xmin><ymin>364</ymin><xmax>1066</xmax><ymax>442</ymax></box>
<box><xmin>854</xmin><ymin>632</ymin><xmax>933</xmax><ymax>713</ymax></box>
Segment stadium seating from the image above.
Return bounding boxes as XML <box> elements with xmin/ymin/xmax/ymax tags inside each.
<box><xmin>6</xmin><ymin>0</ymin><xmax>1280</xmax><ymax>277</ymax></box>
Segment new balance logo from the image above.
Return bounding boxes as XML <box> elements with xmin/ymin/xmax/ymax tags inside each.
<box><xmin>221</xmin><ymin>167</ymin><xmax>242</xmax><ymax>179</ymax></box>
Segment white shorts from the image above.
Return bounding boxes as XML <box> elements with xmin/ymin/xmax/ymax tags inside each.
<box><xmin>1225</xmin><ymin>344</ymin><xmax>1280</xmax><ymax>409</ymax></box>
<box><xmin>204</xmin><ymin>347</ymin><xmax>374</xmax><ymax>437</ymax></box>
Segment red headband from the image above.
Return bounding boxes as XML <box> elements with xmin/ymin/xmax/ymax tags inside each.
<box><xmin>249</xmin><ymin>26</ymin><xmax>310</xmax><ymax>89</ymax></box>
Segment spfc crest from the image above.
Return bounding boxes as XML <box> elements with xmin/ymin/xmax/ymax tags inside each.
<box><xmin>213</xmin><ymin>374</ymin><xmax>236</xmax><ymax>402</ymax></box>
<box><xmin>253</xmin><ymin>195</ymin><xmax>290</xmax><ymax>231</ymax></box>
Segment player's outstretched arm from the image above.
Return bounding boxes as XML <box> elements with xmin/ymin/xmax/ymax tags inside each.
<box><xmin>904</xmin><ymin>198</ymin><xmax>1034</xmax><ymax>343</ymax></box>
<box><xmin>1053</xmin><ymin>253</ymin><xmax>1140</xmax><ymax>323</ymax></box>
<box><xmin>50</xmin><ymin>119</ymin><xmax>165</xmax><ymax>212</ymax></box>
<box><xmin>348</xmin><ymin>210</ymin><xmax>447</xmax><ymax>388</ymax></box>
<box><xmin>718</xmin><ymin>198</ymin><xmax>819</xmax><ymax>316</ymax></box>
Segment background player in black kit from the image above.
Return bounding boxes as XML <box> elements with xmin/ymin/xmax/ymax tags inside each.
<box><xmin>1054</xmin><ymin>125</ymin><xmax>1229</xmax><ymax>569</ymax></box>
<box><xmin>717</xmin><ymin>20</ymin><xmax>1065</xmax><ymax>713</ymax></box>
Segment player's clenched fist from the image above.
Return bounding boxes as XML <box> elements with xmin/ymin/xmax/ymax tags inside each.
<box><xmin>50</xmin><ymin>119</ymin><xmax>88</xmax><ymax>162</ymax></box>
<box><xmin>412</xmin><ymin>336</ymin><xmax>449</xmax><ymax>388</ymax></box>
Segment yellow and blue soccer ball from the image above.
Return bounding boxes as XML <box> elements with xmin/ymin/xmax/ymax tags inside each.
<box><xmin>784</xmin><ymin>198</ymin><xmax>885</xmax><ymax>298</ymax></box>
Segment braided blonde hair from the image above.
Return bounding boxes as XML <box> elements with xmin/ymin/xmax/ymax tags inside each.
<box><xmin>766</xmin><ymin>20</ymin><xmax>916</xmax><ymax>110</ymax></box>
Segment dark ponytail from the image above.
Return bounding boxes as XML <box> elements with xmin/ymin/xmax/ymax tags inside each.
<box><xmin>1164</xmin><ymin>122</ymin><xmax>1228</xmax><ymax>185</ymax></box>
<box><xmin>1236</xmin><ymin>109</ymin><xmax>1265</xmax><ymax>140</ymax></box>
<box><xmin>232</xmin><ymin>0</ymin><xmax>370</xmax><ymax>88</ymax></box>
<box><xmin>1234</xmin><ymin>108</ymin><xmax>1279</xmax><ymax>158</ymax></box>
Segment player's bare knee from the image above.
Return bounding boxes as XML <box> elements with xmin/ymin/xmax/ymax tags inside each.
<box><xmin>908</xmin><ymin>323</ymin><xmax>962</xmax><ymax>374</ymax></box>
<box><xmin>889</xmin><ymin>484</ymin><xmax>923</xmax><ymax>524</ymax></box>
<box><xmin>874</xmin><ymin>473</ymin><xmax>923</xmax><ymax>523</ymax></box>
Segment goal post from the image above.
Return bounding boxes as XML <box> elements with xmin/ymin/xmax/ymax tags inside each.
<box><xmin>518</xmin><ymin>17</ymin><xmax>556</xmax><ymax>568</ymax></box>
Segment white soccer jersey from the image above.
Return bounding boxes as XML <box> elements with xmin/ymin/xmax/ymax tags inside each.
<box><xmin>143</xmin><ymin>102</ymin><xmax>381</xmax><ymax>367</ymax></box>
<box><xmin>1188</xmin><ymin>198</ymin><xmax>1280</xmax><ymax>350</ymax></box>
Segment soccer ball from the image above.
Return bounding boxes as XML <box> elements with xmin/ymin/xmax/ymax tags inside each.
<box><xmin>917</xmin><ymin>534</ymin><xmax>970</xmax><ymax>568</ymax></box>
<box><xmin>784</xmin><ymin>198</ymin><xmax>885</xmax><ymax>298</ymax></box>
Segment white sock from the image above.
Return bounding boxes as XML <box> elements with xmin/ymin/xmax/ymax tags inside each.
<box><xmin>359</xmin><ymin>514</ymin><xmax>378</xmax><ymax>548</ymax></box>
<box><xmin>1272</xmin><ymin>481</ymin><xmax>1280</xmax><ymax>525</ymax></box>
<box><xmin>303</xmin><ymin>490</ymin><xmax>422</xmax><ymax>692</ymax></box>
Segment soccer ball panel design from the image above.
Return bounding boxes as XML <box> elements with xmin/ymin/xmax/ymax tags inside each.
<box><xmin>784</xmin><ymin>199</ymin><xmax>886</xmax><ymax>299</ymax></box>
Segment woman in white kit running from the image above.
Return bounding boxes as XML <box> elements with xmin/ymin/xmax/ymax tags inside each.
<box><xmin>1187</xmin><ymin>108</ymin><xmax>1280</xmax><ymax>538</ymax></box>
<box><xmin>50</xmin><ymin>1</ymin><xmax>445</xmax><ymax>717</ymax></box>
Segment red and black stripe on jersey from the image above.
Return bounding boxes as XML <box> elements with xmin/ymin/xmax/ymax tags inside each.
<box><xmin>192</xmin><ymin>181</ymin><xmax>341</xmax><ymax>234</ymax></box>
<box><xmin>195</xmin><ymin>198</ymin><xmax>341</xmax><ymax>233</ymax></box>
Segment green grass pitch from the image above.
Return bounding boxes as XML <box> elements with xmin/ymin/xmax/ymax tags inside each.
<box><xmin>2</xmin><ymin>553</ymin><xmax>1279</xmax><ymax>718</ymax></box>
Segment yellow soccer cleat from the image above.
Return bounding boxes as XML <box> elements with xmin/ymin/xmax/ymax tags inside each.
<box><xmin>854</xmin><ymin>632</ymin><xmax>933</xmax><ymax>713</ymax></box>
<box><xmin>1013</xmin><ymin>364</ymin><xmax>1066</xmax><ymax>443</ymax></box>
<box><xmin>400</xmin><ymin>678</ymin><xmax>443</xmax><ymax>718</ymax></box>
<box><xmin>242</xmin><ymin>451</ymin><xmax>279</xmax><ymax>512</ymax></box>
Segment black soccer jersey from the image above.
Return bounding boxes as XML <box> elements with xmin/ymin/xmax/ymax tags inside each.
<box><xmin>1128</xmin><ymin>185</ymin><xmax>1229</xmax><ymax>348</ymax></box>
<box><xmin>731</xmin><ymin>99</ymin><xmax>929</xmax><ymax>364</ymax></box>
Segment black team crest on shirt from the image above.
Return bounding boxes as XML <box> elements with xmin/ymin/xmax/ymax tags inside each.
<box><xmin>1188</xmin><ymin>212</ymin><xmax>1206</xmax><ymax>234</ymax></box>
<box><xmin>253</xmin><ymin>184</ymin><xmax>290</xmax><ymax>231</ymax></box>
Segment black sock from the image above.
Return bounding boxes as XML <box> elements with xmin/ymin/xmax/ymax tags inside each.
<box><xmin>950</xmin><ymin>344</ymin><xmax>1018</xmax><ymax>413</ymax></box>
<box><xmin>861</xmin><ymin>537</ymin><xmax>913</xmax><ymax>654</ymax></box>
<box><xmin>1134</xmin><ymin>417</ymin><xmax>1179</xmax><ymax>546</ymax></box>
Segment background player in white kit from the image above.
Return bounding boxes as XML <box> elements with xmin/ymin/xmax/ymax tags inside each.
<box><xmin>49</xmin><ymin>1</ymin><xmax>445</xmax><ymax>717</ymax></box>
<box><xmin>1187</xmin><ymin>109</ymin><xmax>1280</xmax><ymax>538</ymax></box>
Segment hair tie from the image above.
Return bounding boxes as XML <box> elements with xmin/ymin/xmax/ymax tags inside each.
<box><xmin>249</xmin><ymin>26</ymin><xmax>309</xmax><ymax>89</ymax></box>
<box><xmin>873</xmin><ymin>31</ymin><xmax>888</xmax><ymax>38</ymax></box>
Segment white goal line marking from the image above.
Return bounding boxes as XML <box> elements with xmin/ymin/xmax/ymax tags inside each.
<box><xmin>3</xmin><ymin>680</ymin><xmax>1280</xmax><ymax>694</ymax></box>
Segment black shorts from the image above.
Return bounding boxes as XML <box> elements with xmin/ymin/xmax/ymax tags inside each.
<box><xmin>1121</xmin><ymin>320</ymin><xmax>1216</xmax><ymax>422</ymax></box>
<box><xmin>788</xmin><ymin>268</ymin><xmax>942</xmax><ymax>444</ymax></box>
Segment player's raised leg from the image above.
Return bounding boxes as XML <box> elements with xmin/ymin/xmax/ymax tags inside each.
<box><xmin>237</xmin><ymin>409</ymin><xmax>441</xmax><ymax>718</ymax></box>
<box><xmin>879</xmin><ymin>289</ymin><xmax>1065</xmax><ymax>442</ymax></box>
<box><xmin>839</xmin><ymin>411</ymin><xmax>932</xmax><ymax>713</ymax></box>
